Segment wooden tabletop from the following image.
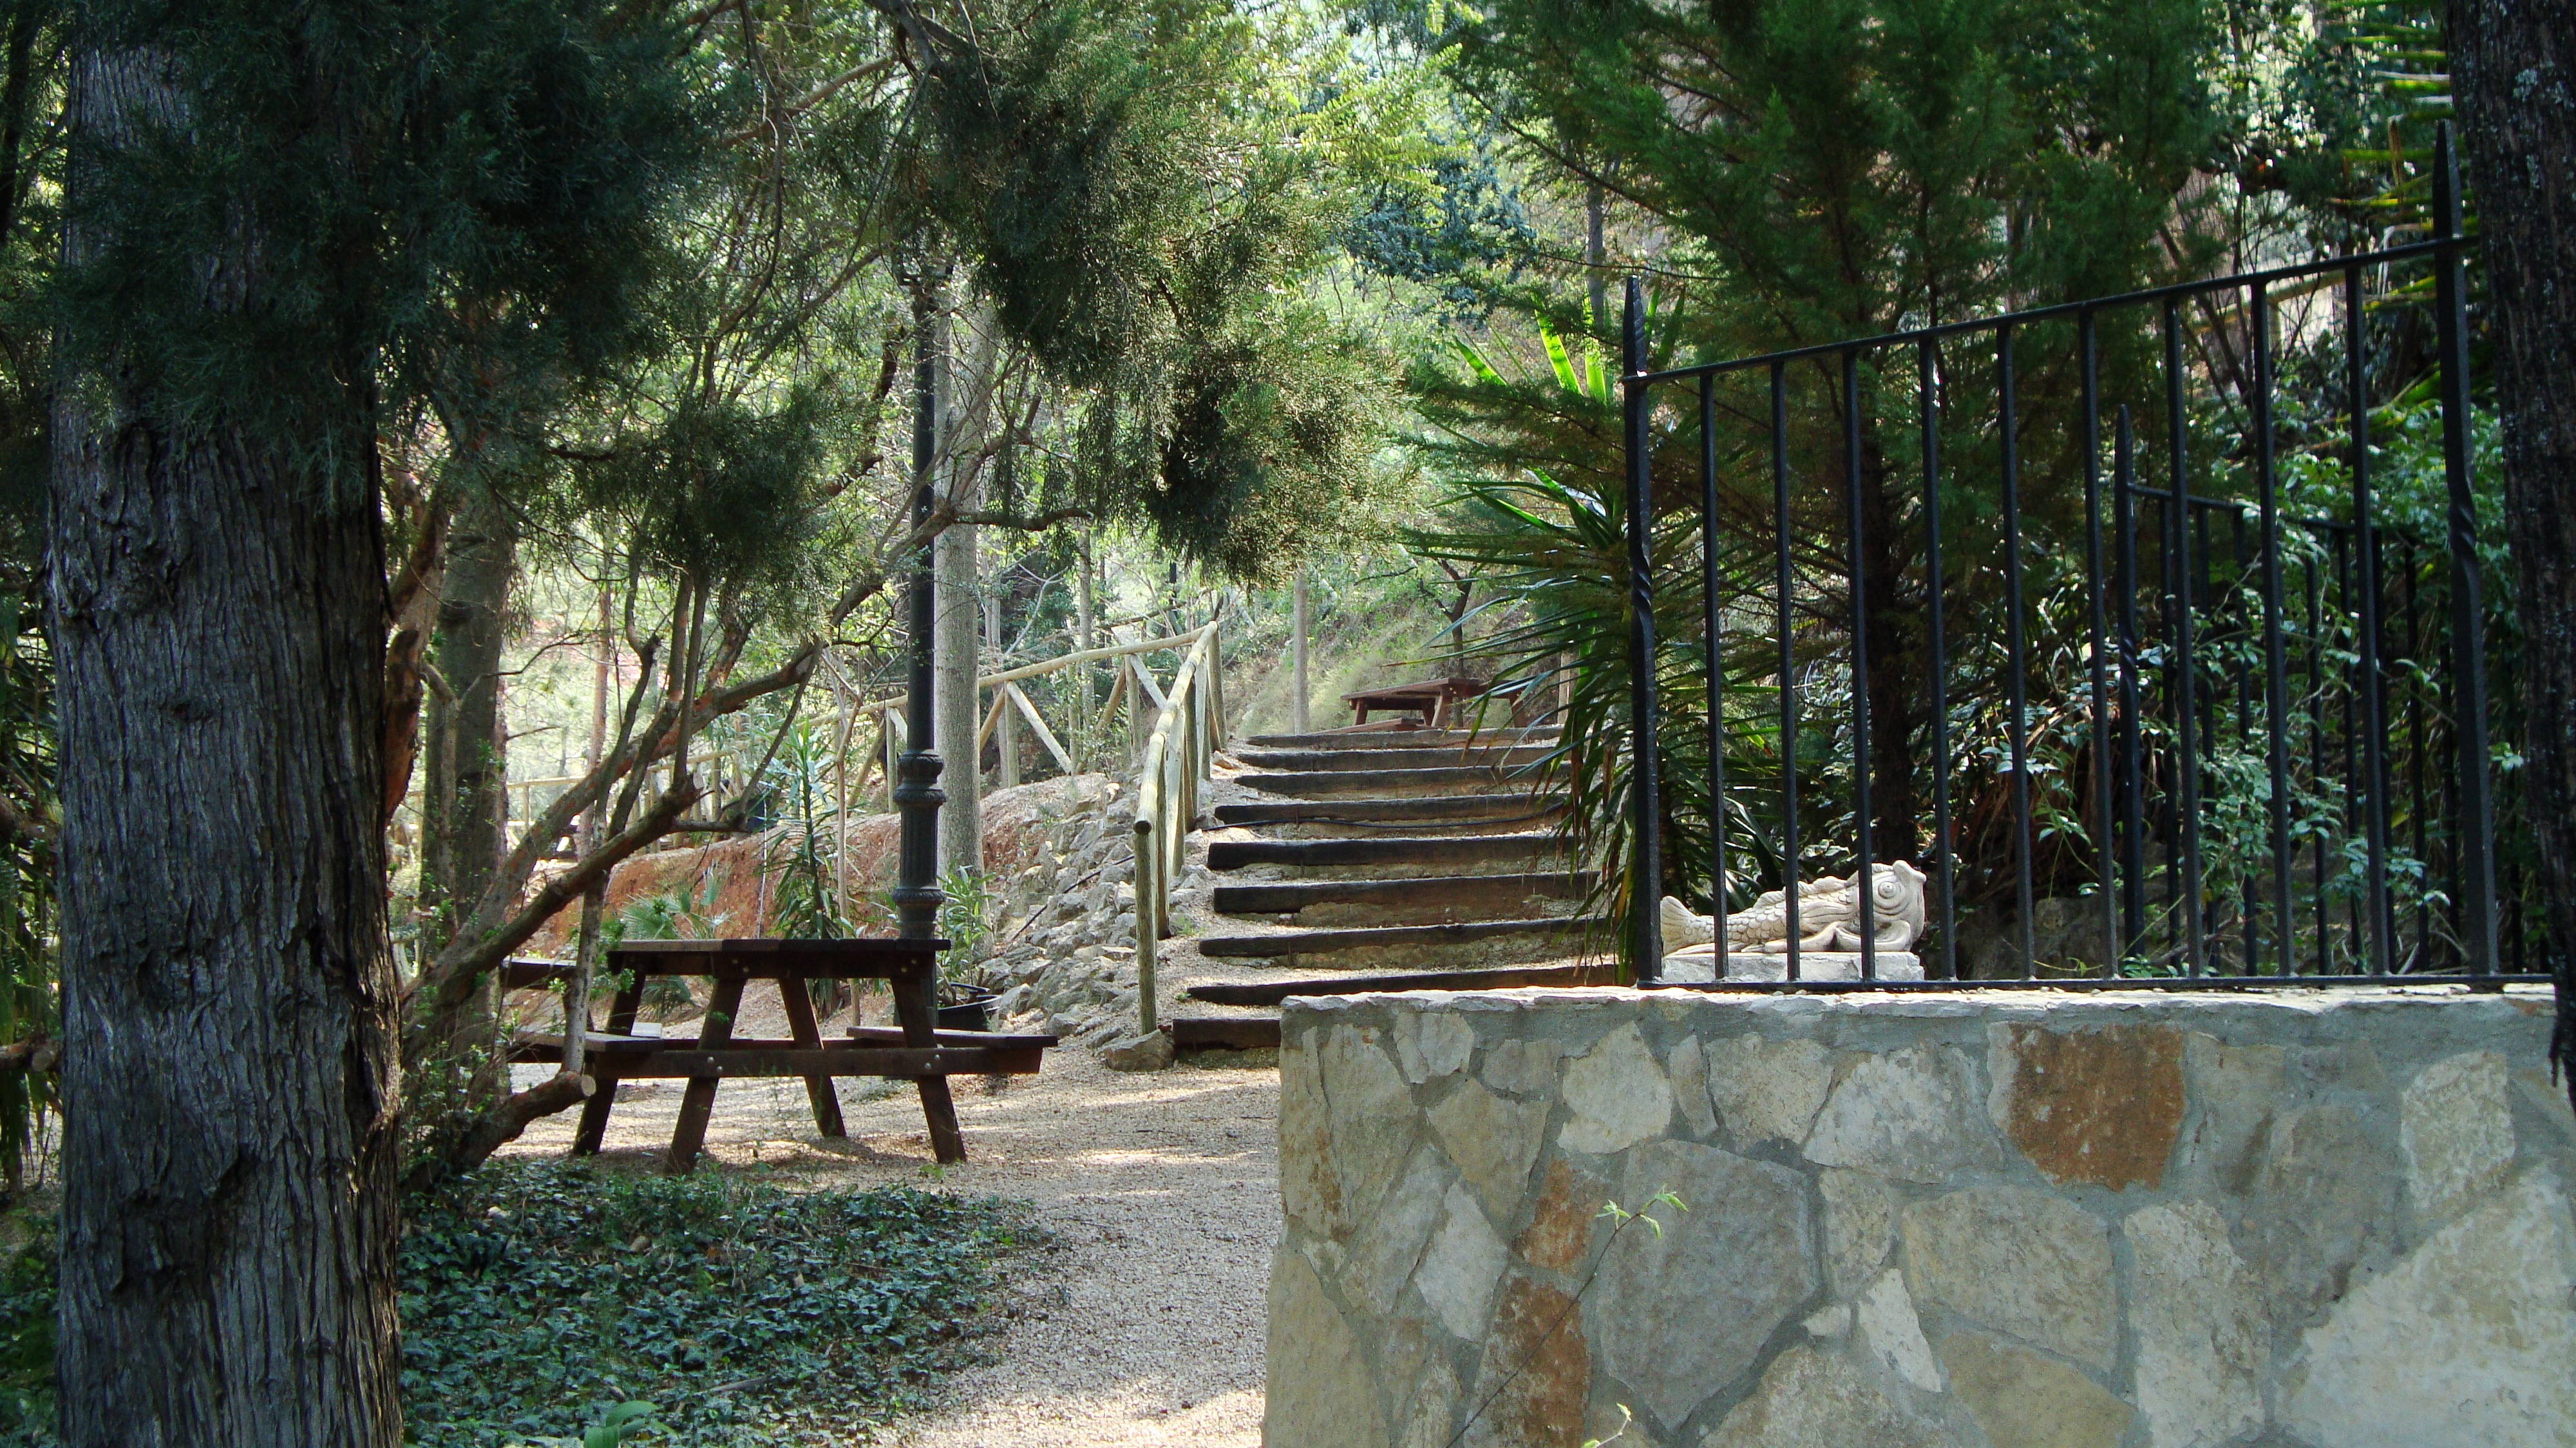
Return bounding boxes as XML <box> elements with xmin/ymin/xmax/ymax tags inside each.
<box><xmin>1342</xmin><ymin>675</ymin><xmax>1489</xmax><ymax>705</ymax></box>
<box><xmin>603</xmin><ymin>937</ymin><xmax>951</xmax><ymax>979</ymax></box>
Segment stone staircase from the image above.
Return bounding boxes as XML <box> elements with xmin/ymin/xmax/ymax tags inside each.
<box><xmin>1162</xmin><ymin>726</ymin><xmax>1614</xmax><ymax>1052</ymax></box>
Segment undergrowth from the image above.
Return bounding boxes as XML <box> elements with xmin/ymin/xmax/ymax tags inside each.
<box><xmin>0</xmin><ymin>1161</ymin><xmax>1044</xmax><ymax>1447</ymax></box>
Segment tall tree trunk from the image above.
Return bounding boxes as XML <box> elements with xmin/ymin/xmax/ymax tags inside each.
<box><xmin>1075</xmin><ymin>531</ymin><xmax>1097</xmax><ymax>766</ymax></box>
<box><xmin>934</xmin><ymin>291</ymin><xmax>992</xmax><ymax>877</ymax></box>
<box><xmin>48</xmin><ymin>47</ymin><xmax>401</xmax><ymax>1448</ymax></box>
<box><xmin>419</xmin><ymin>490</ymin><xmax>514</xmax><ymax>1115</ymax></box>
<box><xmin>2452</xmin><ymin>0</ymin><xmax>2576</xmax><ymax>1100</ymax></box>
<box><xmin>426</xmin><ymin>490</ymin><xmax>515</xmax><ymax>921</ymax></box>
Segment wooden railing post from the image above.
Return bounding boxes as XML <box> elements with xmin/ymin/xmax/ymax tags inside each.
<box><xmin>1128</xmin><ymin>622</ymin><xmax>1220</xmax><ymax>1042</ymax></box>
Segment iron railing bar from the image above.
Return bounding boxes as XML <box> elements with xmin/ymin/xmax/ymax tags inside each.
<box><xmin>2115</xmin><ymin>409</ymin><xmax>2147</xmax><ymax>957</ymax></box>
<box><xmin>2335</xmin><ymin>531</ymin><xmax>2360</xmax><ymax>963</ymax></box>
<box><xmin>1622</xmin><ymin>279</ymin><xmax>1664</xmax><ymax>980</ymax></box>
<box><xmin>2231</xmin><ymin>511</ymin><xmax>2260</xmax><ymax>972</ymax></box>
<box><xmin>1845</xmin><ymin>350</ymin><xmax>1877</xmax><ymax>981</ymax></box>
<box><xmin>1921</xmin><ymin>339</ymin><xmax>1956</xmax><ymax>978</ymax></box>
<box><xmin>1636</xmin><ymin>238</ymin><xmax>2462</xmax><ymax>384</ymax></box>
<box><xmin>2000</xmin><ymin>325</ymin><xmax>2036</xmax><ymax>978</ymax></box>
<box><xmin>2347</xmin><ymin>263</ymin><xmax>2396</xmax><ymax>974</ymax></box>
<box><xmin>2309</xmin><ymin>557</ymin><xmax>2330</xmax><ymax>971</ymax></box>
<box><xmin>2081</xmin><ymin>310</ymin><xmax>2117</xmax><ymax>976</ymax></box>
<box><xmin>2159</xmin><ymin>482</ymin><xmax>2185</xmax><ymax>965</ymax></box>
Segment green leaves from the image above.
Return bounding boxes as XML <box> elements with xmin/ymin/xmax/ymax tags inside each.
<box><xmin>911</xmin><ymin>0</ymin><xmax>1399</xmax><ymax>578</ymax></box>
<box><xmin>399</xmin><ymin>1161</ymin><xmax>1040</xmax><ymax>1447</ymax></box>
<box><xmin>58</xmin><ymin>0</ymin><xmax>721</xmax><ymax>496</ymax></box>
<box><xmin>582</xmin><ymin>1400</ymin><xmax>658</xmax><ymax>1448</ymax></box>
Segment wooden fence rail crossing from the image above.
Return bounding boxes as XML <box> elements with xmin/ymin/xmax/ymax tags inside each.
<box><xmin>501</xmin><ymin>629</ymin><xmax>1218</xmax><ymax>844</ymax></box>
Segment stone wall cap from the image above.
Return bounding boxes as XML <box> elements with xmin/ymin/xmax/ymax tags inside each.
<box><xmin>1278</xmin><ymin>984</ymin><xmax>2546</xmax><ymax>1029</ymax></box>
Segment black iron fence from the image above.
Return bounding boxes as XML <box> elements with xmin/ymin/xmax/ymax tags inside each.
<box><xmin>1620</xmin><ymin>126</ymin><xmax>2546</xmax><ymax>987</ymax></box>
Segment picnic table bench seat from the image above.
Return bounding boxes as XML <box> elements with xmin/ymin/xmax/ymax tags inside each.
<box><xmin>505</xmin><ymin>937</ymin><xmax>1052</xmax><ymax>1172</ymax></box>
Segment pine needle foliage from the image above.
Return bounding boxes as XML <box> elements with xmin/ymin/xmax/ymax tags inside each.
<box><xmin>1374</xmin><ymin>0</ymin><xmax>2233</xmax><ymax>952</ymax></box>
<box><xmin>907</xmin><ymin>0</ymin><xmax>1398</xmax><ymax>580</ymax></box>
<box><xmin>56</xmin><ymin>0</ymin><xmax>723</xmax><ymax>499</ymax></box>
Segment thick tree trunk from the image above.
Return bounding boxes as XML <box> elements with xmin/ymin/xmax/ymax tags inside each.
<box><xmin>417</xmin><ymin>490</ymin><xmax>513</xmax><ymax>1111</ymax></box>
<box><xmin>426</xmin><ymin>490</ymin><xmax>515</xmax><ymax>920</ymax></box>
<box><xmin>2452</xmin><ymin>0</ymin><xmax>2576</xmax><ymax>1099</ymax></box>
<box><xmin>48</xmin><ymin>48</ymin><xmax>401</xmax><ymax>1448</ymax></box>
<box><xmin>934</xmin><ymin>291</ymin><xmax>989</xmax><ymax>876</ymax></box>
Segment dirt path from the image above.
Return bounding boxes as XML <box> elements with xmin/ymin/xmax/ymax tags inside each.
<box><xmin>500</xmin><ymin>1044</ymin><xmax>1279</xmax><ymax>1447</ymax></box>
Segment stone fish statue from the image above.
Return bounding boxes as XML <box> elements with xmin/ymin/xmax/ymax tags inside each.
<box><xmin>1660</xmin><ymin>859</ymin><xmax>1929</xmax><ymax>955</ymax></box>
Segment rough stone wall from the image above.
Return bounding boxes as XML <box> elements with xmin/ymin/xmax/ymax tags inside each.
<box><xmin>981</xmin><ymin>772</ymin><xmax>1215</xmax><ymax>1066</ymax></box>
<box><xmin>1265</xmin><ymin>986</ymin><xmax>2576</xmax><ymax>1448</ymax></box>
<box><xmin>983</xmin><ymin>775</ymin><xmax>1144</xmax><ymax>1040</ymax></box>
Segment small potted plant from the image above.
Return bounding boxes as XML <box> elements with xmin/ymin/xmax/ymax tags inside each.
<box><xmin>934</xmin><ymin>867</ymin><xmax>998</xmax><ymax>1032</ymax></box>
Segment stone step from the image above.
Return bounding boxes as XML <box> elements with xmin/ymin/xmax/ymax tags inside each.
<box><xmin>1182</xmin><ymin>960</ymin><xmax>1616</xmax><ymax>1007</ymax></box>
<box><xmin>1238</xmin><ymin>727</ymin><xmax>1558</xmax><ymax>750</ymax></box>
<box><xmin>1200</xmin><ymin>915</ymin><xmax>1611</xmax><ymax>962</ymax></box>
<box><xmin>1232</xmin><ymin>744</ymin><xmax>1557</xmax><ymax>773</ymax></box>
<box><xmin>1213</xmin><ymin>795</ymin><xmax>1564</xmax><ymax>830</ymax></box>
<box><xmin>1211</xmin><ymin>871</ymin><xmax>1593</xmax><ymax>920</ymax></box>
<box><xmin>1169</xmin><ymin>1016</ymin><xmax>1282</xmax><ymax>1052</ymax></box>
<box><xmin>1207</xmin><ymin>832</ymin><xmax>1564</xmax><ymax>873</ymax></box>
<box><xmin>1238</xmin><ymin>766</ymin><xmax>1539</xmax><ymax>798</ymax></box>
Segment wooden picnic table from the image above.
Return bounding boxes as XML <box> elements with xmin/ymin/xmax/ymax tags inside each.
<box><xmin>506</xmin><ymin>938</ymin><xmax>1051</xmax><ymax>1172</ymax></box>
<box><xmin>1343</xmin><ymin>674</ymin><xmax>1491</xmax><ymax>727</ymax></box>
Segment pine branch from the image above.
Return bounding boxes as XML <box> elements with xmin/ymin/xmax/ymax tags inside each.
<box><xmin>409</xmin><ymin>779</ymin><xmax>699</xmax><ymax>1020</ymax></box>
<box><xmin>723</xmin><ymin>58</ymin><xmax>898</xmax><ymax>144</ymax></box>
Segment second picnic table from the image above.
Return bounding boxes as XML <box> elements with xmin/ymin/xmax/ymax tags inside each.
<box><xmin>509</xmin><ymin>937</ymin><xmax>1052</xmax><ymax>1172</ymax></box>
<box><xmin>1341</xmin><ymin>674</ymin><xmax>1491</xmax><ymax>727</ymax></box>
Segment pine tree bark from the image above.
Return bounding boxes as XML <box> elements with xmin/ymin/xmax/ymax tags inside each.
<box><xmin>934</xmin><ymin>291</ymin><xmax>991</xmax><ymax>877</ymax></box>
<box><xmin>426</xmin><ymin>490</ymin><xmax>515</xmax><ymax>921</ymax></box>
<box><xmin>47</xmin><ymin>44</ymin><xmax>401</xmax><ymax>1448</ymax></box>
<box><xmin>2451</xmin><ymin>0</ymin><xmax>2576</xmax><ymax>1097</ymax></box>
<box><xmin>417</xmin><ymin>490</ymin><xmax>514</xmax><ymax>1110</ymax></box>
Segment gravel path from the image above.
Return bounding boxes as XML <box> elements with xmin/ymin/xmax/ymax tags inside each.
<box><xmin>501</xmin><ymin>1040</ymin><xmax>1279</xmax><ymax>1447</ymax></box>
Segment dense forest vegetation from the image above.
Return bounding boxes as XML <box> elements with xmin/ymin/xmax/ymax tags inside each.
<box><xmin>0</xmin><ymin>0</ymin><xmax>2555</xmax><ymax>1440</ymax></box>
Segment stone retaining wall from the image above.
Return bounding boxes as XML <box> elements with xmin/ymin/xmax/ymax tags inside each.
<box><xmin>1263</xmin><ymin>986</ymin><xmax>2576</xmax><ymax>1448</ymax></box>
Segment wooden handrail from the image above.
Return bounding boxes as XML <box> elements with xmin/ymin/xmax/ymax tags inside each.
<box><xmin>1130</xmin><ymin>622</ymin><xmax>1224</xmax><ymax>1036</ymax></box>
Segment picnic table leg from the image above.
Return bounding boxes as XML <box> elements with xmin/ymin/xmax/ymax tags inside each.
<box><xmin>665</xmin><ymin>973</ymin><xmax>744</xmax><ymax>1175</ymax></box>
<box><xmin>571</xmin><ymin>978</ymin><xmax>645</xmax><ymax>1156</ymax></box>
<box><xmin>778</xmin><ymin>976</ymin><xmax>847</xmax><ymax>1138</ymax></box>
<box><xmin>891</xmin><ymin>975</ymin><xmax>965</xmax><ymax>1164</ymax></box>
